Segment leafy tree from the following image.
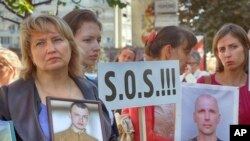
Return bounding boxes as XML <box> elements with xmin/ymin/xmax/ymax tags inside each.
<box><xmin>0</xmin><ymin>0</ymin><xmax>52</xmax><ymax>24</ymax></box>
<box><xmin>107</xmin><ymin>0</ymin><xmax>128</xmax><ymax>9</ymax></box>
<box><xmin>0</xmin><ymin>0</ymin><xmax>127</xmax><ymax>25</ymax></box>
<box><xmin>179</xmin><ymin>0</ymin><xmax>250</xmax><ymax>52</ymax></box>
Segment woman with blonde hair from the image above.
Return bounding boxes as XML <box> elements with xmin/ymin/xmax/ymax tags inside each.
<box><xmin>0</xmin><ymin>14</ymin><xmax>113</xmax><ymax>141</ymax></box>
<box><xmin>0</xmin><ymin>47</ymin><xmax>21</xmax><ymax>86</ymax></box>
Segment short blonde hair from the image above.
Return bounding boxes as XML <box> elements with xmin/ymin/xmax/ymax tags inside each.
<box><xmin>0</xmin><ymin>47</ymin><xmax>22</xmax><ymax>80</ymax></box>
<box><xmin>19</xmin><ymin>14</ymin><xmax>83</xmax><ymax>79</ymax></box>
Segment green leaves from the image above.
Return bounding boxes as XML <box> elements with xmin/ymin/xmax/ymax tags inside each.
<box><xmin>179</xmin><ymin>0</ymin><xmax>250</xmax><ymax>52</ymax></box>
<box><xmin>107</xmin><ymin>0</ymin><xmax>128</xmax><ymax>9</ymax></box>
<box><xmin>5</xmin><ymin>0</ymin><xmax>34</xmax><ymax>15</ymax></box>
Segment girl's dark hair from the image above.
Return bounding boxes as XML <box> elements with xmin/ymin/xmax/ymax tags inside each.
<box><xmin>63</xmin><ymin>9</ymin><xmax>102</xmax><ymax>35</ymax></box>
<box><xmin>145</xmin><ymin>26</ymin><xmax>197</xmax><ymax>59</ymax></box>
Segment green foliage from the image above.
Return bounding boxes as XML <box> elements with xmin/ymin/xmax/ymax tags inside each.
<box><xmin>107</xmin><ymin>0</ymin><xmax>128</xmax><ymax>9</ymax></box>
<box><xmin>5</xmin><ymin>0</ymin><xmax>34</xmax><ymax>15</ymax></box>
<box><xmin>179</xmin><ymin>0</ymin><xmax>250</xmax><ymax>52</ymax></box>
<box><xmin>58</xmin><ymin>1</ymin><xmax>66</xmax><ymax>6</ymax></box>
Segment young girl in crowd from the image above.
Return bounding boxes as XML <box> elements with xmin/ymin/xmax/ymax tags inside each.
<box><xmin>63</xmin><ymin>9</ymin><xmax>101</xmax><ymax>74</ymax></box>
<box><xmin>197</xmin><ymin>23</ymin><xmax>250</xmax><ymax>124</ymax></box>
<box><xmin>113</xmin><ymin>46</ymin><xmax>137</xmax><ymax>62</ymax></box>
<box><xmin>63</xmin><ymin>9</ymin><xmax>118</xmax><ymax>140</ymax></box>
<box><xmin>122</xmin><ymin>26</ymin><xmax>197</xmax><ymax>141</ymax></box>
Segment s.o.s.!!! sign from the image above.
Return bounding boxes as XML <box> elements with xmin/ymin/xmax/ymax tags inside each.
<box><xmin>98</xmin><ymin>61</ymin><xmax>181</xmax><ymax>110</ymax></box>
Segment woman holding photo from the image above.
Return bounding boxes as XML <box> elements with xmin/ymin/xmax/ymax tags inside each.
<box><xmin>197</xmin><ymin>23</ymin><xmax>250</xmax><ymax>124</ymax></box>
<box><xmin>0</xmin><ymin>14</ymin><xmax>114</xmax><ymax>141</ymax></box>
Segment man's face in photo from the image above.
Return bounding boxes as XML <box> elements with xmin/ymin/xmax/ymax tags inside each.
<box><xmin>193</xmin><ymin>96</ymin><xmax>221</xmax><ymax>135</ymax></box>
<box><xmin>70</xmin><ymin>105</ymin><xmax>89</xmax><ymax>130</ymax></box>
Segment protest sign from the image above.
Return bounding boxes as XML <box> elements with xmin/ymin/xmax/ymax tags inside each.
<box><xmin>98</xmin><ymin>60</ymin><xmax>181</xmax><ymax>141</ymax></box>
<box><xmin>98</xmin><ymin>60</ymin><xmax>180</xmax><ymax>110</ymax></box>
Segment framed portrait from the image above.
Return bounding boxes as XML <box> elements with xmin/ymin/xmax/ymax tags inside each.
<box><xmin>46</xmin><ymin>97</ymin><xmax>106</xmax><ymax>141</ymax></box>
<box><xmin>180</xmin><ymin>83</ymin><xmax>239</xmax><ymax>141</ymax></box>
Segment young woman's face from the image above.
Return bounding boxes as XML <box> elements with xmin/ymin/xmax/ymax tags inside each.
<box><xmin>118</xmin><ymin>48</ymin><xmax>136</xmax><ymax>62</ymax></box>
<box><xmin>30</xmin><ymin>24</ymin><xmax>71</xmax><ymax>73</ymax></box>
<box><xmin>216</xmin><ymin>34</ymin><xmax>245</xmax><ymax>71</ymax></box>
<box><xmin>74</xmin><ymin>22</ymin><xmax>101</xmax><ymax>67</ymax></box>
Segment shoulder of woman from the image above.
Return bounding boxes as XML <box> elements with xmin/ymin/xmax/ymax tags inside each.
<box><xmin>6</xmin><ymin>78</ymin><xmax>33</xmax><ymax>94</ymax></box>
<box><xmin>0</xmin><ymin>77</ymin><xmax>37</xmax><ymax>120</ymax></box>
<box><xmin>74</xmin><ymin>76</ymin><xmax>97</xmax><ymax>88</ymax></box>
<box><xmin>73</xmin><ymin>76</ymin><xmax>98</xmax><ymax>99</ymax></box>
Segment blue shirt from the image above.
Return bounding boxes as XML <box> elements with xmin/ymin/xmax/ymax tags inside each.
<box><xmin>39</xmin><ymin>103</ymin><xmax>50</xmax><ymax>141</ymax></box>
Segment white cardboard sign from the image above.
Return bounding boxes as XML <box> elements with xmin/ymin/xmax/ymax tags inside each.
<box><xmin>98</xmin><ymin>60</ymin><xmax>180</xmax><ymax>110</ymax></box>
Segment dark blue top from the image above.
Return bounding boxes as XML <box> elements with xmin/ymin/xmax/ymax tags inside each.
<box><xmin>39</xmin><ymin>103</ymin><xmax>50</xmax><ymax>141</ymax></box>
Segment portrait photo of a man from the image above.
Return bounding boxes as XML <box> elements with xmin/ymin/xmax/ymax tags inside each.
<box><xmin>46</xmin><ymin>98</ymin><xmax>104</xmax><ymax>141</ymax></box>
<box><xmin>54</xmin><ymin>102</ymin><xmax>98</xmax><ymax>141</ymax></box>
<box><xmin>188</xmin><ymin>94</ymin><xmax>222</xmax><ymax>141</ymax></box>
<box><xmin>181</xmin><ymin>83</ymin><xmax>239</xmax><ymax>141</ymax></box>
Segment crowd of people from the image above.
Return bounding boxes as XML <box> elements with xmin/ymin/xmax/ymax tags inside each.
<box><xmin>0</xmin><ymin>8</ymin><xmax>250</xmax><ymax>141</ymax></box>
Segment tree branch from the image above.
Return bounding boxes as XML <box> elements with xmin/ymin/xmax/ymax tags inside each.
<box><xmin>0</xmin><ymin>15</ymin><xmax>20</xmax><ymax>25</ymax></box>
<box><xmin>33</xmin><ymin>0</ymin><xmax>52</xmax><ymax>6</ymax></box>
<box><xmin>0</xmin><ymin>1</ymin><xmax>25</xmax><ymax>19</ymax></box>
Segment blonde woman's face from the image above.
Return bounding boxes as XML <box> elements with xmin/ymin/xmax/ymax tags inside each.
<box><xmin>30</xmin><ymin>24</ymin><xmax>71</xmax><ymax>73</ymax></box>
